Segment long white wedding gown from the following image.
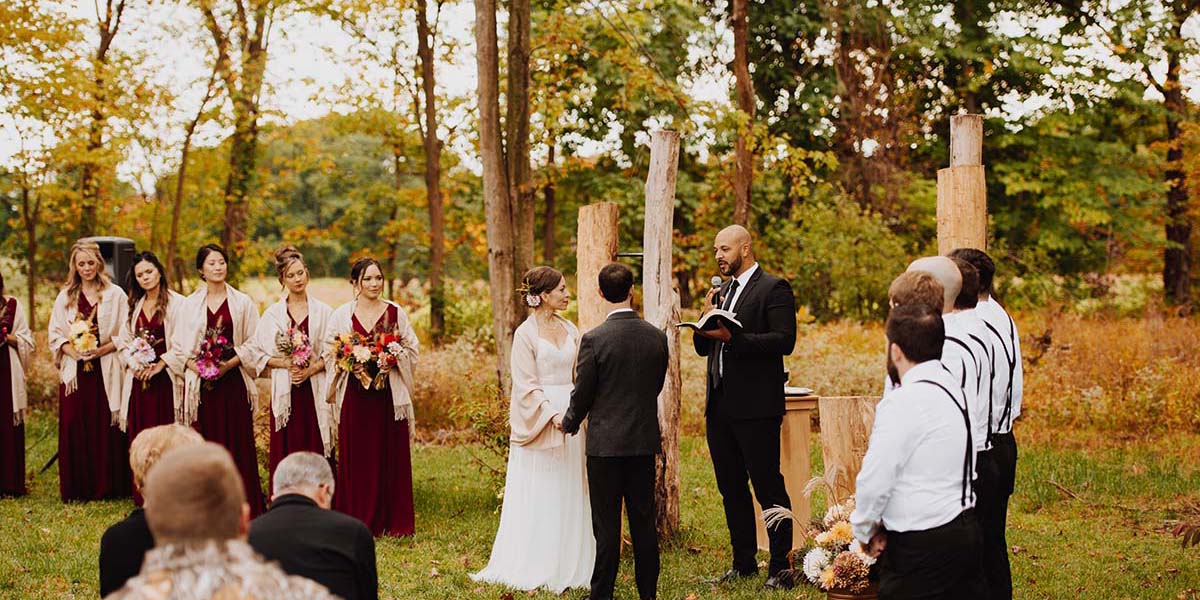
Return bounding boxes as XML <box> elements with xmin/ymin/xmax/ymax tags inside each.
<box><xmin>471</xmin><ymin>333</ymin><xmax>596</xmax><ymax>592</ymax></box>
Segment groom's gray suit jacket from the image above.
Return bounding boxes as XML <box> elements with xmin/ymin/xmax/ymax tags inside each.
<box><xmin>561</xmin><ymin>310</ymin><xmax>669</xmax><ymax>457</ymax></box>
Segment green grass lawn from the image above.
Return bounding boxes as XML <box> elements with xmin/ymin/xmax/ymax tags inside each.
<box><xmin>0</xmin><ymin>411</ymin><xmax>1197</xmax><ymax>599</ymax></box>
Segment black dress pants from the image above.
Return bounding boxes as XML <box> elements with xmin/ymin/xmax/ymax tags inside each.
<box><xmin>587</xmin><ymin>455</ymin><xmax>659</xmax><ymax>600</ymax></box>
<box><xmin>879</xmin><ymin>510</ymin><xmax>986</xmax><ymax>600</ymax></box>
<box><xmin>977</xmin><ymin>432</ymin><xmax>1018</xmax><ymax>600</ymax></box>
<box><xmin>705</xmin><ymin>386</ymin><xmax>793</xmax><ymax>575</ymax></box>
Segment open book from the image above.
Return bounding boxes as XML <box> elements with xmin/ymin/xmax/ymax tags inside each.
<box><xmin>676</xmin><ymin>309</ymin><xmax>743</xmax><ymax>332</ymax></box>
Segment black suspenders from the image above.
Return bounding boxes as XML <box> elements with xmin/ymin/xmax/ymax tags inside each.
<box><xmin>944</xmin><ymin>336</ymin><xmax>974</xmax><ymax>390</ymax></box>
<box><xmin>984</xmin><ymin>317</ymin><xmax>1017</xmax><ymax>434</ymax></box>
<box><xmin>916</xmin><ymin>379</ymin><xmax>974</xmax><ymax>508</ymax></box>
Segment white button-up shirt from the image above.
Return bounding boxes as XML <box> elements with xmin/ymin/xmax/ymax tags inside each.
<box><xmin>719</xmin><ymin>262</ymin><xmax>759</xmax><ymax>376</ymax></box>
<box><xmin>943</xmin><ymin>311</ymin><xmax>990</xmax><ymax>455</ymax></box>
<box><xmin>954</xmin><ymin>308</ymin><xmax>995</xmax><ymax>453</ymax></box>
<box><xmin>852</xmin><ymin>360</ymin><xmax>974</xmax><ymax>545</ymax></box>
<box><xmin>976</xmin><ymin>297</ymin><xmax>1022</xmax><ymax>434</ymax></box>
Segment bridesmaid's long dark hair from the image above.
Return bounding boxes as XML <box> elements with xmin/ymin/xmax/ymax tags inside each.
<box><xmin>127</xmin><ymin>252</ymin><xmax>171</xmax><ymax>327</ymax></box>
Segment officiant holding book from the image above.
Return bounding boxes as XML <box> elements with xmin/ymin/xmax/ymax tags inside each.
<box><xmin>692</xmin><ymin>225</ymin><xmax>798</xmax><ymax>590</ymax></box>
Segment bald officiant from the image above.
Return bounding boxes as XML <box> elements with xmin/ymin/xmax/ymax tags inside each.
<box><xmin>692</xmin><ymin>225</ymin><xmax>798</xmax><ymax>590</ymax></box>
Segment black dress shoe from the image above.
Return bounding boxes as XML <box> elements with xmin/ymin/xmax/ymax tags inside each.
<box><xmin>764</xmin><ymin>571</ymin><xmax>796</xmax><ymax>590</ymax></box>
<box><xmin>715</xmin><ymin>568</ymin><xmax>757</xmax><ymax>583</ymax></box>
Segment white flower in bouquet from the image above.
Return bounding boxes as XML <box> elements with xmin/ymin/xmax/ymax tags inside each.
<box><xmin>129</xmin><ymin>336</ymin><xmax>157</xmax><ymax>367</ymax></box>
<box><xmin>387</xmin><ymin>341</ymin><xmax>404</xmax><ymax>360</ymax></box>
<box><xmin>824</xmin><ymin>498</ymin><xmax>855</xmax><ymax>527</ymax></box>
<box><xmin>351</xmin><ymin>345</ymin><xmax>372</xmax><ymax>364</ymax></box>
<box><xmin>802</xmin><ymin>547</ymin><xmax>831</xmax><ymax>583</ymax></box>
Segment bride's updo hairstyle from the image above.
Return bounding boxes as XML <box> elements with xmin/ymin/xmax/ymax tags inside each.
<box><xmin>273</xmin><ymin>245</ymin><xmax>305</xmax><ymax>285</ymax></box>
<box><xmin>520</xmin><ymin>266</ymin><xmax>563</xmax><ymax>309</ymax></box>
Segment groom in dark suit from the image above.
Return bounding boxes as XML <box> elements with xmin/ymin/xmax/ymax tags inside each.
<box><xmin>561</xmin><ymin>262</ymin><xmax>669</xmax><ymax>600</ymax></box>
<box><xmin>693</xmin><ymin>225</ymin><xmax>798</xmax><ymax>589</ymax></box>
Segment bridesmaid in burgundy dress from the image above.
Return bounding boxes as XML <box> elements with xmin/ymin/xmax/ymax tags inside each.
<box><xmin>48</xmin><ymin>240</ymin><xmax>131</xmax><ymax>501</ymax></box>
<box><xmin>169</xmin><ymin>244</ymin><xmax>265</xmax><ymax>515</ymax></box>
<box><xmin>116</xmin><ymin>252</ymin><xmax>184</xmax><ymax>504</ymax></box>
<box><xmin>325</xmin><ymin>258</ymin><xmax>419</xmax><ymax>537</ymax></box>
<box><xmin>253</xmin><ymin>245</ymin><xmax>333</xmax><ymax>486</ymax></box>
<box><xmin>0</xmin><ymin>271</ymin><xmax>34</xmax><ymax>497</ymax></box>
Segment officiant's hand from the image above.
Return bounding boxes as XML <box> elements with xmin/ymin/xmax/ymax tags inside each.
<box><xmin>703</xmin><ymin>286</ymin><xmax>720</xmax><ymax>311</ymax></box>
<box><xmin>867</xmin><ymin>530</ymin><xmax>887</xmax><ymax>557</ymax></box>
<box><xmin>695</xmin><ymin>321</ymin><xmax>732</xmax><ymax>343</ymax></box>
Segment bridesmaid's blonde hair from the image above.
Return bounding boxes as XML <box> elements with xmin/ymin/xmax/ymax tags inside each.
<box><xmin>63</xmin><ymin>240</ymin><xmax>111</xmax><ymax>307</ymax></box>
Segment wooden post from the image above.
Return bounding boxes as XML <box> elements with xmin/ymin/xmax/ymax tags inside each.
<box><xmin>643</xmin><ymin>130</ymin><xmax>682</xmax><ymax>540</ymax></box>
<box><xmin>755</xmin><ymin>394</ymin><xmax>818</xmax><ymax>549</ymax></box>
<box><xmin>817</xmin><ymin>396</ymin><xmax>882</xmax><ymax>503</ymax></box>
<box><xmin>577</xmin><ymin>202</ymin><xmax>619</xmax><ymax>333</ymax></box>
<box><xmin>937</xmin><ymin>114</ymin><xmax>987</xmax><ymax>253</ymax></box>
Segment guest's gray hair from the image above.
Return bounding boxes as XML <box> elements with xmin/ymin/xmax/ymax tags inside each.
<box><xmin>272</xmin><ymin>452</ymin><xmax>335</xmax><ymax>496</ymax></box>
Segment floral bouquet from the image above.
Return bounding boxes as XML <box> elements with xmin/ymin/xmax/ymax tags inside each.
<box><xmin>792</xmin><ymin>498</ymin><xmax>877</xmax><ymax>595</ymax></box>
<box><xmin>275</xmin><ymin>325</ymin><xmax>312</xmax><ymax>369</ymax></box>
<box><xmin>331</xmin><ymin>323</ymin><xmax>406</xmax><ymax>390</ymax></box>
<box><xmin>0</xmin><ymin>301</ymin><xmax>11</xmax><ymax>339</ymax></box>
<box><xmin>69</xmin><ymin>308</ymin><xmax>100</xmax><ymax>372</ymax></box>
<box><xmin>126</xmin><ymin>327</ymin><xmax>159</xmax><ymax>390</ymax></box>
<box><xmin>194</xmin><ymin>317</ymin><xmax>232</xmax><ymax>389</ymax></box>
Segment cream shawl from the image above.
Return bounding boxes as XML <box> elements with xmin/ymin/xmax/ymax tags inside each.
<box><xmin>252</xmin><ymin>294</ymin><xmax>334</xmax><ymax>455</ymax></box>
<box><xmin>509</xmin><ymin>315</ymin><xmax>579</xmax><ymax>450</ymax></box>
<box><xmin>48</xmin><ymin>284</ymin><xmax>128</xmax><ymax>413</ymax></box>
<box><xmin>165</xmin><ymin>284</ymin><xmax>262</xmax><ymax>425</ymax></box>
<box><xmin>324</xmin><ymin>300</ymin><xmax>418</xmax><ymax>435</ymax></box>
<box><xmin>3</xmin><ymin>298</ymin><xmax>34</xmax><ymax>425</ymax></box>
<box><xmin>114</xmin><ymin>290</ymin><xmax>186</xmax><ymax>431</ymax></box>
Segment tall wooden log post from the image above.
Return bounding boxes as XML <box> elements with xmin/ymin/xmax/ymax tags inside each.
<box><xmin>643</xmin><ymin>130</ymin><xmax>683</xmax><ymax>540</ymax></box>
<box><xmin>937</xmin><ymin>114</ymin><xmax>988</xmax><ymax>253</ymax></box>
<box><xmin>577</xmin><ymin>202</ymin><xmax>620</xmax><ymax>332</ymax></box>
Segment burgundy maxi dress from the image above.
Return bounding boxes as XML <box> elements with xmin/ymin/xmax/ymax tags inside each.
<box><xmin>59</xmin><ymin>294</ymin><xmax>131</xmax><ymax>502</ymax></box>
<box><xmin>267</xmin><ymin>313</ymin><xmax>326</xmax><ymax>489</ymax></box>
<box><xmin>0</xmin><ymin>297</ymin><xmax>25</xmax><ymax>497</ymax></box>
<box><xmin>126</xmin><ymin>308</ymin><xmax>175</xmax><ymax>505</ymax></box>
<box><xmin>194</xmin><ymin>299</ymin><xmax>265</xmax><ymax>516</ymax></box>
<box><xmin>334</xmin><ymin>304</ymin><xmax>415</xmax><ymax>537</ymax></box>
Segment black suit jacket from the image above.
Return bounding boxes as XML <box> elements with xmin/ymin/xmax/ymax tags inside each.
<box><xmin>562</xmin><ymin>310</ymin><xmax>669</xmax><ymax>457</ymax></box>
<box><xmin>248</xmin><ymin>494</ymin><xmax>379</xmax><ymax>600</ymax></box>
<box><xmin>693</xmin><ymin>267</ymin><xmax>797</xmax><ymax>419</ymax></box>
<box><xmin>99</xmin><ymin>508</ymin><xmax>154</xmax><ymax>597</ymax></box>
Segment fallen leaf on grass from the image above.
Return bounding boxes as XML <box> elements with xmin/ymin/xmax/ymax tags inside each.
<box><xmin>687</xmin><ymin>546</ymin><xmax>702</xmax><ymax>555</ymax></box>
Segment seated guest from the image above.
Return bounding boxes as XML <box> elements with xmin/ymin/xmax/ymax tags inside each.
<box><xmin>99</xmin><ymin>424</ymin><xmax>203</xmax><ymax>596</ymax></box>
<box><xmin>249</xmin><ymin>452</ymin><xmax>378</xmax><ymax>600</ymax></box>
<box><xmin>106</xmin><ymin>443</ymin><xmax>337</xmax><ymax>599</ymax></box>
<box><xmin>852</xmin><ymin>304</ymin><xmax>984</xmax><ymax>599</ymax></box>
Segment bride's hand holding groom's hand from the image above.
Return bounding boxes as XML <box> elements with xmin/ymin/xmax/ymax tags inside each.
<box><xmin>551</xmin><ymin>413</ymin><xmax>564</xmax><ymax>432</ymax></box>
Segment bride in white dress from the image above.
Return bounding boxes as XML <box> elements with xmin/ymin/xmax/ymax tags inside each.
<box><xmin>471</xmin><ymin>266</ymin><xmax>595</xmax><ymax>592</ymax></box>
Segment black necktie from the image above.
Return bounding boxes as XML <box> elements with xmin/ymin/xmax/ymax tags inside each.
<box><xmin>711</xmin><ymin>280</ymin><xmax>739</xmax><ymax>388</ymax></box>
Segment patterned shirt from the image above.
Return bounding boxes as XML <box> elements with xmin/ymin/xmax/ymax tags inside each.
<box><xmin>105</xmin><ymin>539</ymin><xmax>337</xmax><ymax>600</ymax></box>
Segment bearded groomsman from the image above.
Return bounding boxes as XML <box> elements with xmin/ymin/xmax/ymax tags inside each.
<box><xmin>852</xmin><ymin>304</ymin><xmax>985</xmax><ymax>599</ymax></box>
<box><xmin>692</xmin><ymin>225</ymin><xmax>797</xmax><ymax>590</ymax></box>
<box><xmin>950</xmin><ymin>248</ymin><xmax>1021</xmax><ymax>600</ymax></box>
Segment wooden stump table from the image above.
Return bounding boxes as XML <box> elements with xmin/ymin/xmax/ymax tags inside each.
<box><xmin>754</xmin><ymin>390</ymin><xmax>818</xmax><ymax>549</ymax></box>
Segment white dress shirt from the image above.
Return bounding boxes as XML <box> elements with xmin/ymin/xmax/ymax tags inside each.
<box><xmin>955</xmin><ymin>308</ymin><xmax>995</xmax><ymax>453</ymax></box>
<box><xmin>942</xmin><ymin>312</ymin><xmax>986</xmax><ymax>456</ymax></box>
<box><xmin>607</xmin><ymin>307</ymin><xmax>636</xmax><ymax>319</ymax></box>
<box><xmin>718</xmin><ymin>262</ymin><xmax>759</xmax><ymax>376</ymax></box>
<box><xmin>852</xmin><ymin>360</ymin><xmax>974</xmax><ymax>545</ymax></box>
<box><xmin>976</xmin><ymin>297</ymin><xmax>1022</xmax><ymax>434</ymax></box>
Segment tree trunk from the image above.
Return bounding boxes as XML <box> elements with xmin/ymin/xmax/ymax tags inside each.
<box><xmin>385</xmin><ymin>152</ymin><xmax>403</xmax><ymax>301</ymax></box>
<box><xmin>542</xmin><ymin>143</ymin><xmax>557</xmax><ymax>264</ymax></box>
<box><xmin>506</xmin><ymin>0</ymin><xmax>535</xmax><ymax>293</ymax></box>
<box><xmin>475</xmin><ymin>0</ymin><xmax>517</xmax><ymax>397</ymax></box>
<box><xmin>1163</xmin><ymin>22</ymin><xmax>1191</xmax><ymax>307</ymax></box>
<box><xmin>79</xmin><ymin>0</ymin><xmax>127</xmax><ymax>236</ymax></box>
<box><xmin>731</xmin><ymin>0</ymin><xmax>754</xmax><ymax>227</ymax></box>
<box><xmin>219</xmin><ymin>101</ymin><xmax>260</xmax><ymax>280</ymax></box>
<box><xmin>417</xmin><ymin>0</ymin><xmax>446</xmax><ymax>344</ymax></box>
<box><xmin>20</xmin><ymin>187</ymin><xmax>38</xmax><ymax>327</ymax></box>
<box><xmin>167</xmin><ymin>67</ymin><xmax>217</xmax><ymax>293</ymax></box>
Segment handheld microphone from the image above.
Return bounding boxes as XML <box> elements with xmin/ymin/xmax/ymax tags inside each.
<box><xmin>710</xmin><ymin>276</ymin><xmax>723</xmax><ymax>306</ymax></box>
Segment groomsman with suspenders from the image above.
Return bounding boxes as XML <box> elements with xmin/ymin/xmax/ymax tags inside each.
<box><xmin>950</xmin><ymin>248</ymin><xmax>1021</xmax><ymax>600</ymax></box>
<box><xmin>852</xmin><ymin>304</ymin><xmax>985</xmax><ymax>598</ymax></box>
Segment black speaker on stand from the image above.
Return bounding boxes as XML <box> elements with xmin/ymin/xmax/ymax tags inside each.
<box><xmin>80</xmin><ymin>236</ymin><xmax>137</xmax><ymax>292</ymax></box>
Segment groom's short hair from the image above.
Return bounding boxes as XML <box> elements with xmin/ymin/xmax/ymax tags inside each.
<box><xmin>598</xmin><ymin>263</ymin><xmax>633</xmax><ymax>303</ymax></box>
